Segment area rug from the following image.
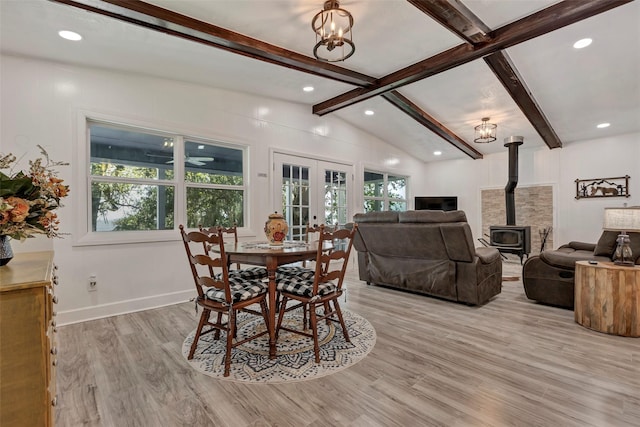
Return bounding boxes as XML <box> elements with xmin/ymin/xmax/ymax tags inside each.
<box><xmin>182</xmin><ymin>307</ymin><xmax>376</xmax><ymax>383</ymax></box>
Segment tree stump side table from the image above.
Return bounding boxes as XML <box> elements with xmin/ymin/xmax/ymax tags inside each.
<box><xmin>574</xmin><ymin>261</ymin><xmax>640</xmax><ymax>337</ymax></box>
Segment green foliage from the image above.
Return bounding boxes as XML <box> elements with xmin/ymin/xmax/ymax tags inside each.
<box><xmin>91</xmin><ymin>161</ymin><xmax>243</xmax><ymax>231</ymax></box>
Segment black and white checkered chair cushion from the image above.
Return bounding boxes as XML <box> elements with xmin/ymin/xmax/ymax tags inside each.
<box><xmin>276</xmin><ymin>275</ymin><xmax>337</xmax><ymax>298</ymax></box>
<box><xmin>228</xmin><ymin>266</ymin><xmax>268</xmax><ymax>280</ymax></box>
<box><xmin>214</xmin><ymin>267</ymin><xmax>268</xmax><ymax>281</ymax></box>
<box><xmin>205</xmin><ymin>278</ymin><xmax>268</xmax><ymax>303</ymax></box>
<box><xmin>276</xmin><ymin>266</ymin><xmax>315</xmax><ymax>280</ymax></box>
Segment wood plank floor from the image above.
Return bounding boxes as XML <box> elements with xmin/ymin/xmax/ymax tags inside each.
<box><xmin>55</xmin><ymin>260</ymin><xmax>640</xmax><ymax>427</ymax></box>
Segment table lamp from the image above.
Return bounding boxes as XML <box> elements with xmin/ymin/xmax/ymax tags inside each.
<box><xmin>603</xmin><ymin>207</ymin><xmax>640</xmax><ymax>266</ymax></box>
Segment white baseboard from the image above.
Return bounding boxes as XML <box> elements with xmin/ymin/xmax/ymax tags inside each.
<box><xmin>57</xmin><ymin>289</ymin><xmax>194</xmax><ymax>326</ymax></box>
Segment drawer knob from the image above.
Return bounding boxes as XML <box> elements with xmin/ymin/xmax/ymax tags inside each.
<box><xmin>51</xmin><ymin>396</ymin><xmax>58</xmax><ymax>407</ymax></box>
<box><xmin>52</xmin><ymin>295</ymin><xmax>59</xmax><ymax>304</ymax></box>
<box><xmin>51</xmin><ymin>347</ymin><xmax>58</xmax><ymax>355</ymax></box>
<box><xmin>52</xmin><ymin>358</ymin><xmax>57</xmax><ymax>366</ymax></box>
<box><xmin>53</xmin><ymin>277</ymin><xmax>59</xmax><ymax>285</ymax></box>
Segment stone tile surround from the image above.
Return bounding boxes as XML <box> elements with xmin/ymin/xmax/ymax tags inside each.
<box><xmin>481</xmin><ymin>185</ymin><xmax>554</xmax><ymax>256</ymax></box>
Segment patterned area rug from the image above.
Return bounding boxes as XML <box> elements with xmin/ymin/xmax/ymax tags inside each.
<box><xmin>182</xmin><ymin>308</ymin><xmax>376</xmax><ymax>383</ymax></box>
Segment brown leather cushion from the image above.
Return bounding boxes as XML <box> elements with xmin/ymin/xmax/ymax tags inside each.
<box><xmin>398</xmin><ymin>210</ymin><xmax>467</xmax><ymax>224</ymax></box>
<box><xmin>353</xmin><ymin>211</ymin><xmax>399</xmax><ymax>223</ymax></box>
<box><xmin>593</xmin><ymin>231</ymin><xmax>619</xmax><ymax>257</ymax></box>
<box><xmin>540</xmin><ymin>248</ymin><xmax>607</xmax><ymax>269</ymax></box>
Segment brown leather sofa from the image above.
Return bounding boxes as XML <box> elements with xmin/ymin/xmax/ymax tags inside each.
<box><xmin>351</xmin><ymin>210</ymin><xmax>502</xmax><ymax>305</ymax></box>
<box><xmin>522</xmin><ymin>231</ymin><xmax>640</xmax><ymax>309</ymax></box>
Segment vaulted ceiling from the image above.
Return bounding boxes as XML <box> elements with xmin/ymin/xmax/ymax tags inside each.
<box><xmin>2</xmin><ymin>0</ymin><xmax>639</xmax><ymax>162</ymax></box>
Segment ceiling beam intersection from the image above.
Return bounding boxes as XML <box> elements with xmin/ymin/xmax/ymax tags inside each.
<box><xmin>409</xmin><ymin>0</ymin><xmax>564</xmax><ymax>150</ymax></box>
<box><xmin>313</xmin><ymin>0</ymin><xmax>633</xmax><ymax>116</ymax></box>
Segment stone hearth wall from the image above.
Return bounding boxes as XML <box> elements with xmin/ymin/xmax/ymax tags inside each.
<box><xmin>481</xmin><ymin>185</ymin><xmax>554</xmax><ymax>256</ymax></box>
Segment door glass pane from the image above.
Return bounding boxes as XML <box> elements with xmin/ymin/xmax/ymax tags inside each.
<box><xmin>325</xmin><ymin>170</ymin><xmax>347</xmax><ymax>227</ymax></box>
<box><xmin>282</xmin><ymin>163</ymin><xmax>310</xmax><ymax>240</ymax></box>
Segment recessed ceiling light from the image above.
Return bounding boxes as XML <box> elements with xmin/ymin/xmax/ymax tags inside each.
<box><xmin>434</xmin><ymin>151</ymin><xmax>442</xmax><ymax>156</ymax></box>
<box><xmin>597</xmin><ymin>122</ymin><xmax>610</xmax><ymax>128</ymax></box>
<box><xmin>58</xmin><ymin>30</ymin><xmax>82</xmax><ymax>41</ymax></box>
<box><xmin>573</xmin><ymin>38</ymin><xmax>592</xmax><ymax>49</ymax></box>
<box><xmin>303</xmin><ymin>86</ymin><xmax>314</xmax><ymax>92</ymax></box>
<box><xmin>364</xmin><ymin>110</ymin><xmax>375</xmax><ymax>116</ymax></box>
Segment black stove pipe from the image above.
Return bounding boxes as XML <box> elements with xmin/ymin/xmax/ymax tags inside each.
<box><xmin>504</xmin><ymin>136</ymin><xmax>524</xmax><ymax>226</ymax></box>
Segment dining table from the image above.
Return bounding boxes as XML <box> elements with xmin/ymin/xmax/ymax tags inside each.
<box><xmin>220</xmin><ymin>240</ymin><xmax>331</xmax><ymax>359</ymax></box>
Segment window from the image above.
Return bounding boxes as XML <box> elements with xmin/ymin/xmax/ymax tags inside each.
<box><xmin>88</xmin><ymin>121</ymin><xmax>246</xmax><ymax>235</ymax></box>
<box><xmin>363</xmin><ymin>171</ymin><xmax>407</xmax><ymax>212</ymax></box>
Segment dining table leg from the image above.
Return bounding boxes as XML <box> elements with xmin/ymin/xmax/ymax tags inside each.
<box><xmin>266</xmin><ymin>256</ymin><xmax>278</xmax><ymax>359</ymax></box>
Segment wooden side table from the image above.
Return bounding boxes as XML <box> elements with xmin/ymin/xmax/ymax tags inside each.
<box><xmin>574</xmin><ymin>261</ymin><xmax>640</xmax><ymax>337</ymax></box>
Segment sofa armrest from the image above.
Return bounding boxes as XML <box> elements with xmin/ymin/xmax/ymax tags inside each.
<box><xmin>560</xmin><ymin>241</ymin><xmax>596</xmax><ymax>252</ymax></box>
<box><xmin>475</xmin><ymin>246</ymin><xmax>501</xmax><ymax>264</ymax></box>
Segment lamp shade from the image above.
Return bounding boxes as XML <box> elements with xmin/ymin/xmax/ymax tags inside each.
<box><xmin>603</xmin><ymin>207</ymin><xmax>640</xmax><ymax>232</ymax></box>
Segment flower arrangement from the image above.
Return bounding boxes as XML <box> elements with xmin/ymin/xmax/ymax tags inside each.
<box><xmin>0</xmin><ymin>145</ymin><xmax>70</xmax><ymax>241</ymax></box>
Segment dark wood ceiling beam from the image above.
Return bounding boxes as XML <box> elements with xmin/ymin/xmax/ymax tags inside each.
<box><xmin>410</xmin><ymin>0</ymin><xmax>563</xmax><ymax>150</ymax></box>
<box><xmin>484</xmin><ymin>51</ymin><xmax>562</xmax><ymax>149</ymax></box>
<box><xmin>48</xmin><ymin>0</ymin><xmax>376</xmax><ymax>87</ymax></box>
<box><xmin>50</xmin><ymin>0</ymin><xmax>484</xmax><ymax>159</ymax></box>
<box><xmin>314</xmin><ymin>0</ymin><xmax>632</xmax><ymax>115</ymax></box>
<box><xmin>407</xmin><ymin>0</ymin><xmax>492</xmax><ymax>44</ymax></box>
<box><xmin>383</xmin><ymin>91</ymin><xmax>483</xmax><ymax>159</ymax></box>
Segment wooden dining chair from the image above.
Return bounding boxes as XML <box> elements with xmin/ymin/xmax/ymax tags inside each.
<box><xmin>180</xmin><ymin>225</ymin><xmax>270</xmax><ymax>376</ymax></box>
<box><xmin>275</xmin><ymin>224</ymin><xmax>357</xmax><ymax>363</ymax></box>
<box><xmin>199</xmin><ymin>223</ymin><xmax>267</xmax><ymax>280</ymax></box>
<box><xmin>277</xmin><ymin>222</ymin><xmax>334</xmax><ymax>277</ymax></box>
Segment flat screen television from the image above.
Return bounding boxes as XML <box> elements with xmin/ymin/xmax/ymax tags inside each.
<box><xmin>415</xmin><ymin>196</ymin><xmax>458</xmax><ymax>211</ymax></box>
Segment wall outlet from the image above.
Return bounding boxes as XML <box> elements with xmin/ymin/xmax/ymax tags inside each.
<box><xmin>88</xmin><ymin>274</ymin><xmax>97</xmax><ymax>292</ymax></box>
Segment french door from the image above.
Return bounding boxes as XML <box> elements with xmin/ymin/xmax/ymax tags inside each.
<box><xmin>273</xmin><ymin>153</ymin><xmax>352</xmax><ymax>241</ymax></box>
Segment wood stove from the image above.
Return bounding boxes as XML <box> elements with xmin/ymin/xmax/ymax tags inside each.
<box><xmin>490</xmin><ymin>225</ymin><xmax>531</xmax><ymax>264</ymax></box>
<box><xmin>490</xmin><ymin>136</ymin><xmax>532</xmax><ymax>264</ymax></box>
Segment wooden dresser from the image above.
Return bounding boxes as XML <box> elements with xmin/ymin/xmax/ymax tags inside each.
<box><xmin>1</xmin><ymin>251</ymin><xmax>58</xmax><ymax>426</ymax></box>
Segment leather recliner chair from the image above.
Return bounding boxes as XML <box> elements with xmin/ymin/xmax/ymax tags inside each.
<box><xmin>522</xmin><ymin>231</ymin><xmax>640</xmax><ymax>309</ymax></box>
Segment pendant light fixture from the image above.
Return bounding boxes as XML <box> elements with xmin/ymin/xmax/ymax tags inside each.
<box><xmin>312</xmin><ymin>0</ymin><xmax>355</xmax><ymax>62</ymax></box>
<box><xmin>474</xmin><ymin>117</ymin><xmax>497</xmax><ymax>143</ymax></box>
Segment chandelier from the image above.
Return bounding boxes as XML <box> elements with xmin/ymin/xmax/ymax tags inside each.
<box><xmin>312</xmin><ymin>0</ymin><xmax>355</xmax><ymax>62</ymax></box>
<box><xmin>474</xmin><ymin>117</ymin><xmax>497</xmax><ymax>143</ymax></box>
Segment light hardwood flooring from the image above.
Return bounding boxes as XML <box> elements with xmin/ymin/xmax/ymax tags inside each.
<box><xmin>55</xmin><ymin>260</ymin><xmax>640</xmax><ymax>427</ymax></box>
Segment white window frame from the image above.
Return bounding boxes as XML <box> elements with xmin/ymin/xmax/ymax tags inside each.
<box><xmin>73</xmin><ymin>111</ymin><xmax>248</xmax><ymax>246</ymax></box>
<box><xmin>363</xmin><ymin>169</ymin><xmax>408</xmax><ymax>212</ymax></box>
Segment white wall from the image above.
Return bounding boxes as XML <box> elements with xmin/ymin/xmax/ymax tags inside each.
<box><xmin>1</xmin><ymin>55</ymin><xmax>424</xmax><ymax>324</ymax></box>
<box><xmin>419</xmin><ymin>132</ymin><xmax>640</xmax><ymax>245</ymax></box>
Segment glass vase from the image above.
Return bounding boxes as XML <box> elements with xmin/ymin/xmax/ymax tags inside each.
<box><xmin>0</xmin><ymin>235</ymin><xmax>14</xmax><ymax>266</ymax></box>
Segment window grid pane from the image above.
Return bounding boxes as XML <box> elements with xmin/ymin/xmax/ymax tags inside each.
<box><xmin>364</xmin><ymin>170</ymin><xmax>407</xmax><ymax>213</ymax></box>
<box><xmin>88</xmin><ymin>120</ymin><xmax>246</xmax><ymax>234</ymax></box>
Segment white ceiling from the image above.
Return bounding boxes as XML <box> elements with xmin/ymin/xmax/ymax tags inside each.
<box><xmin>1</xmin><ymin>0</ymin><xmax>639</xmax><ymax>162</ymax></box>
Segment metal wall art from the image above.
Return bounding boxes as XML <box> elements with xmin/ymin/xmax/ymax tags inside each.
<box><xmin>575</xmin><ymin>175</ymin><xmax>630</xmax><ymax>199</ymax></box>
